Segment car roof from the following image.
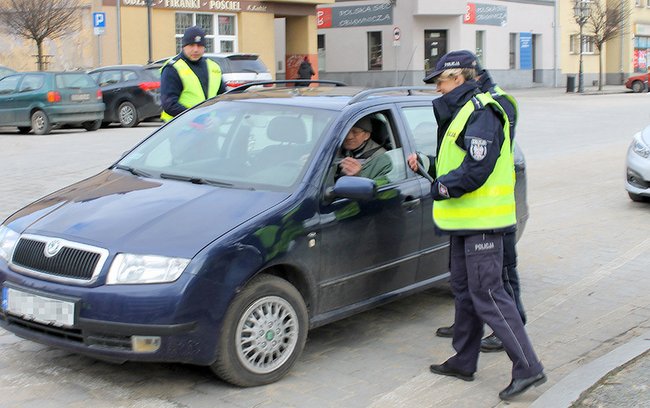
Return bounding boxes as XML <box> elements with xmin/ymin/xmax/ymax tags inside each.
<box><xmin>211</xmin><ymin>84</ymin><xmax>439</xmax><ymax>111</ymax></box>
<box><xmin>89</xmin><ymin>64</ymin><xmax>146</xmax><ymax>71</ymax></box>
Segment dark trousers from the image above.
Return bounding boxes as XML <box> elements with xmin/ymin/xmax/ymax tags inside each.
<box><xmin>446</xmin><ymin>233</ymin><xmax>543</xmax><ymax>379</ymax></box>
<box><xmin>503</xmin><ymin>230</ymin><xmax>526</xmax><ymax>324</ymax></box>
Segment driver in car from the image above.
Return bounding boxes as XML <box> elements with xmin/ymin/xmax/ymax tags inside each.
<box><xmin>337</xmin><ymin>116</ymin><xmax>392</xmax><ymax>180</ymax></box>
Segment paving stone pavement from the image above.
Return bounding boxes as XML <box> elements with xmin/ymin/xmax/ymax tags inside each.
<box><xmin>0</xmin><ymin>89</ymin><xmax>648</xmax><ymax>407</ymax></box>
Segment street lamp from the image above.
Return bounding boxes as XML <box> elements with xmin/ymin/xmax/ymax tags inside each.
<box><xmin>573</xmin><ymin>0</ymin><xmax>591</xmax><ymax>93</ymax></box>
<box><xmin>146</xmin><ymin>0</ymin><xmax>153</xmax><ymax>64</ymax></box>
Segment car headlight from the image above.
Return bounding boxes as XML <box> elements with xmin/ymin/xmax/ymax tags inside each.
<box><xmin>107</xmin><ymin>253</ymin><xmax>190</xmax><ymax>285</ymax></box>
<box><xmin>0</xmin><ymin>225</ymin><xmax>20</xmax><ymax>262</ymax></box>
<box><xmin>632</xmin><ymin>135</ymin><xmax>650</xmax><ymax>158</ymax></box>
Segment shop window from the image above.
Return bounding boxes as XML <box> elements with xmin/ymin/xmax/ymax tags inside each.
<box><xmin>368</xmin><ymin>31</ymin><xmax>382</xmax><ymax>71</ymax></box>
<box><xmin>569</xmin><ymin>34</ymin><xmax>595</xmax><ymax>54</ymax></box>
<box><xmin>509</xmin><ymin>33</ymin><xmax>517</xmax><ymax>69</ymax></box>
<box><xmin>175</xmin><ymin>12</ymin><xmax>237</xmax><ymax>54</ymax></box>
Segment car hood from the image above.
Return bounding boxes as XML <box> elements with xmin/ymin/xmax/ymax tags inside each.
<box><xmin>6</xmin><ymin>170</ymin><xmax>290</xmax><ymax>257</ymax></box>
<box><xmin>641</xmin><ymin>126</ymin><xmax>650</xmax><ymax>145</ymax></box>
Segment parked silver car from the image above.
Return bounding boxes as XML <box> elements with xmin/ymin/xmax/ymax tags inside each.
<box><xmin>626</xmin><ymin>125</ymin><xmax>650</xmax><ymax>201</ymax></box>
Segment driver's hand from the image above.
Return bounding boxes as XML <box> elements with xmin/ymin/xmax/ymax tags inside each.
<box><xmin>339</xmin><ymin>157</ymin><xmax>362</xmax><ymax>176</ymax></box>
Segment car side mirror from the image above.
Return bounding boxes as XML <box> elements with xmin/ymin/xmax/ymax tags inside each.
<box><xmin>325</xmin><ymin>176</ymin><xmax>376</xmax><ymax>201</ymax></box>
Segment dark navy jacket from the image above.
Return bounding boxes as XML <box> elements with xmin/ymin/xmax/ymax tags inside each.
<box><xmin>160</xmin><ymin>53</ymin><xmax>227</xmax><ymax>118</ymax></box>
<box><xmin>431</xmin><ymin>80</ymin><xmax>506</xmax><ymax>203</ymax></box>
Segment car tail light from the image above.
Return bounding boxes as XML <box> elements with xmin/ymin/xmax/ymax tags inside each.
<box><xmin>47</xmin><ymin>91</ymin><xmax>61</xmax><ymax>103</ymax></box>
<box><xmin>96</xmin><ymin>89</ymin><xmax>103</xmax><ymax>100</ymax></box>
<box><xmin>139</xmin><ymin>81</ymin><xmax>160</xmax><ymax>91</ymax></box>
<box><xmin>226</xmin><ymin>81</ymin><xmax>247</xmax><ymax>89</ymax></box>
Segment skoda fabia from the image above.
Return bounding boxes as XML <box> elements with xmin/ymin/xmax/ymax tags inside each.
<box><xmin>0</xmin><ymin>83</ymin><xmax>528</xmax><ymax>386</ymax></box>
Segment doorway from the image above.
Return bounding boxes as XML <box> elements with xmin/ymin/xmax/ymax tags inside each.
<box><xmin>424</xmin><ymin>30</ymin><xmax>447</xmax><ymax>72</ymax></box>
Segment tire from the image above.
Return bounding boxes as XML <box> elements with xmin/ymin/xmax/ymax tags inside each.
<box><xmin>631</xmin><ymin>80</ymin><xmax>645</xmax><ymax>93</ymax></box>
<box><xmin>31</xmin><ymin>110</ymin><xmax>51</xmax><ymax>135</ymax></box>
<box><xmin>118</xmin><ymin>101</ymin><xmax>138</xmax><ymax>127</ymax></box>
<box><xmin>211</xmin><ymin>274</ymin><xmax>308</xmax><ymax>387</ymax></box>
<box><xmin>100</xmin><ymin>121</ymin><xmax>111</xmax><ymax>128</ymax></box>
<box><xmin>17</xmin><ymin>127</ymin><xmax>30</xmax><ymax>134</ymax></box>
<box><xmin>82</xmin><ymin>119</ymin><xmax>102</xmax><ymax>131</ymax></box>
<box><xmin>628</xmin><ymin>192</ymin><xmax>648</xmax><ymax>202</ymax></box>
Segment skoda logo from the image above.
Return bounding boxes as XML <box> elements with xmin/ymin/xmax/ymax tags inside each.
<box><xmin>44</xmin><ymin>239</ymin><xmax>63</xmax><ymax>258</ymax></box>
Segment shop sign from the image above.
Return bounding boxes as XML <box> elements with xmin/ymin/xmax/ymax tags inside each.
<box><xmin>108</xmin><ymin>0</ymin><xmax>269</xmax><ymax>13</ymax></box>
<box><xmin>464</xmin><ymin>3</ymin><xmax>507</xmax><ymax>27</ymax></box>
<box><xmin>317</xmin><ymin>3</ymin><xmax>393</xmax><ymax>29</ymax></box>
<box><xmin>519</xmin><ymin>32</ymin><xmax>532</xmax><ymax>70</ymax></box>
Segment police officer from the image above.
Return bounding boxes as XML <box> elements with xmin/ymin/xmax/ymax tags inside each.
<box><xmin>435</xmin><ymin>62</ymin><xmax>527</xmax><ymax>354</ymax></box>
<box><xmin>160</xmin><ymin>26</ymin><xmax>226</xmax><ymax>122</ymax></box>
<box><xmin>407</xmin><ymin>50</ymin><xmax>545</xmax><ymax>400</ymax></box>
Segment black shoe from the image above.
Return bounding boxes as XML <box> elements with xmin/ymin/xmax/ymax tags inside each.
<box><xmin>480</xmin><ymin>333</ymin><xmax>504</xmax><ymax>353</ymax></box>
<box><xmin>498</xmin><ymin>372</ymin><xmax>547</xmax><ymax>401</ymax></box>
<box><xmin>429</xmin><ymin>362</ymin><xmax>474</xmax><ymax>382</ymax></box>
<box><xmin>436</xmin><ymin>323</ymin><xmax>454</xmax><ymax>338</ymax></box>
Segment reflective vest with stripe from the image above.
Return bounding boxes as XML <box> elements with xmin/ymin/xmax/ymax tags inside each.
<box><xmin>433</xmin><ymin>92</ymin><xmax>516</xmax><ymax>231</ymax></box>
<box><xmin>489</xmin><ymin>85</ymin><xmax>518</xmax><ymax>145</ymax></box>
<box><xmin>160</xmin><ymin>58</ymin><xmax>222</xmax><ymax>122</ymax></box>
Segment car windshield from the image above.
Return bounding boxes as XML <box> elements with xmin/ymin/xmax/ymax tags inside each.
<box><xmin>118</xmin><ymin>100</ymin><xmax>337</xmax><ymax>190</ymax></box>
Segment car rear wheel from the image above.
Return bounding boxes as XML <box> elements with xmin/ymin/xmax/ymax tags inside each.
<box><xmin>118</xmin><ymin>101</ymin><xmax>138</xmax><ymax>127</ymax></box>
<box><xmin>82</xmin><ymin>119</ymin><xmax>102</xmax><ymax>131</ymax></box>
<box><xmin>631</xmin><ymin>80</ymin><xmax>645</xmax><ymax>93</ymax></box>
<box><xmin>31</xmin><ymin>110</ymin><xmax>51</xmax><ymax>135</ymax></box>
<box><xmin>211</xmin><ymin>274</ymin><xmax>308</xmax><ymax>387</ymax></box>
<box><xmin>17</xmin><ymin>127</ymin><xmax>30</xmax><ymax>134</ymax></box>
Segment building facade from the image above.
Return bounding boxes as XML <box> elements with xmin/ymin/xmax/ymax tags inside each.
<box><xmin>311</xmin><ymin>0</ymin><xmax>557</xmax><ymax>88</ymax></box>
<box><xmin>0</xmin><ymin>0</ymin><xmax>332</xmax><ymax>80</ymax></box>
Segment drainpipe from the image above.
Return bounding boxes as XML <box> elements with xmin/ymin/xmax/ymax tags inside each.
<box><xmin>117</xmin><ymin>0</ymin><xmax>122</xmax><ymax>64</ymax></box>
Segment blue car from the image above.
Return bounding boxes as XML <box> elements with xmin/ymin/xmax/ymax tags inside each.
<box><xmin>0</xmin><ymin>83</ymin><xmax>528</xmax><ymax>386</ymax></box>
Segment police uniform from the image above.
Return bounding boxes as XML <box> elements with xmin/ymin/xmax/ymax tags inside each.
<box><xmin>424</xmin><ymin>50</ymin><xmax>544</xmax><ymax>400</ymax></box>
<box><xmin>477</xmin><ymin>70</ymin><xmax>527</xmax><ymax>325</ymax></box>
<box><xmin>160</xmin><ymin>26</ymin><xmax>226</xmax><ymax>122</ymax></box>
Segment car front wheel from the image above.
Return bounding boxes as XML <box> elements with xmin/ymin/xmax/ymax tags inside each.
<box><xmin>118</xmin><ymin>101</ymin><xmax>138</xmax><ymax>127</ymax></box>
<box><xmin>631</xmin><ymin>80</ymin><xmax>645</xmax><ymax>93</ymax></box>
<box><xmin>31</xmin><ymin>110</ymin><xmax>51</xmax><ymax>135</ymax></box>
<box><xmin>211</xmin><ymin>274</ymin><xmax>308</xmax><ymax>387</ymax></box>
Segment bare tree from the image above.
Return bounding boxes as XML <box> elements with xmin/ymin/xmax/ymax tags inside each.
<box><xmin>0</xmin><ymin>0</ymin><xmax>82</xmax><ymax>71</ymax></box>
<box><xmin>581</xmin><ymin>0</ymin><xmax>631</xmax><ymax>90</ymax></box>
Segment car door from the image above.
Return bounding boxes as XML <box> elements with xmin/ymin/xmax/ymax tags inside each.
<box><xmin>0</xmin><ymin>74</ymin><xmax>21</xmax><ymax>124</ymax></box>
<box><xmin>398</xmin><ymin>102</ymin><xmax>451</xmax><ymax>282</ymax></box>
<box><xmin>97</xmin><ymin>70</ymin><xmax>123</xmax><ymax>120</ymax></box>
<box><xmin>316</xmin><ymin>106</ymin><xmax>425</xmax><ymax>313</ymax></box>
<box><xmin>13</xmin><ymin>74</ymin><xmax>46</xmax><ymax>124</ymax></box>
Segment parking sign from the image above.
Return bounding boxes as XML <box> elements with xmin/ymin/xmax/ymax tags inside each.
<box><xmin>93</xmin><ymin>12</ymin><xmax>105</xmax><ymax>35</ymax></box>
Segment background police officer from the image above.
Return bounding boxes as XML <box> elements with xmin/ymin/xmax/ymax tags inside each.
<box><xmin>160</xmin><ymin>26</ymin><xmax>226</xmax><ymax>122</ymax></box>
<box><xmin>435</xmin><ymin>61</ymin><xmax>527</xmax><ymax>354</ymax></box>
<box><xmin>407</xmin><ymin>50</ymin><xmax>545</xmax><ymax>401</ymax></box>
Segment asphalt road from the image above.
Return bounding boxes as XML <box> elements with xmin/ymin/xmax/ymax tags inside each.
<box><xmin>0</xmin><ymin>89</ymin><xmax>648</xmax><ymax>408</ymax></box>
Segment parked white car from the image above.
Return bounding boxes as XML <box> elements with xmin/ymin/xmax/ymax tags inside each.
<box><xmin>626</xmin><ymin>126</ymin><xmax>650</xmax><ymax>202</ymax></box>
<box><xmin>151</xmin><ymin>53</ymin><xmax>272</xmax><ymax>91</ymax></box>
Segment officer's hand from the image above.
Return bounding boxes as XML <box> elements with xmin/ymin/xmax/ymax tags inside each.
<box><xmin>407</xmin><ymin>153</ymin><xmax>419</xmax><ymax>172</ymax></box>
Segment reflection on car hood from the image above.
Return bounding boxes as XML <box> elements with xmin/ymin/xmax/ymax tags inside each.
<box><xmin>6</xmin><ymin>170</ymin><xmax>289</xmax><ymax>257</ymax></box>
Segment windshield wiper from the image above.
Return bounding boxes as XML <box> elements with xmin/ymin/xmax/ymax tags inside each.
<box><xmin>160</xmin><ymin>173</ymin><xmax>234</xmax><ymax>187</ymax></box>
<box><xmin>114</xmin><ymin>164</ymin><xmax>151</xmax><ymax>178</ymax></box>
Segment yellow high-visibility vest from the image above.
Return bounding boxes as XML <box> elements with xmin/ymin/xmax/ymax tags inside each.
<box><xmin>161</xmin><ymin>58</ymin><xmax>221</xmax><ymax>122</ymax></box>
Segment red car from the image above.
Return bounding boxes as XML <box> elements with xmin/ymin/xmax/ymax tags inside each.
<box><xmin>625</xmin><ymin>73</ymin><xmax>650</xmax><ymax>93</ymax></box>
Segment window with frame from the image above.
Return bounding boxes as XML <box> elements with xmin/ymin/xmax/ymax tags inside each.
<box><xmin>19</xmin><ymin>74</ymin><xmax>44</xmax><ymax>92</ymax></box>
<box><xmin>368</xmin><ymin>31</ymin><xmax>383</xmax><ymax>70</ymax></box>
<box><xmin>475</xmin><ymin>31</ymin><xmax>485</xmax><ymax>67</ymax></box>
<box><xmin>570</xmin><ymin>34</ymin><xmax>595</xmax><ymax>54</ymax></box>
<box><xmin>509</xmin><ymin>33</ymin><xmax>517</xmax><ymax>69</ymax></box>
<box><xmin>175</xmin><ymin>13</ymin><xmax>237</xmax><ymax>54</ymax></box>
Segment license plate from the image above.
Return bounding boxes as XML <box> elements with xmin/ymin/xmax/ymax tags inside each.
<box><xmin>2</xmin><ymin>287</ymin><xmax>75</xmax><ymax>327</ymax></box>
<box><xmin>70</xmin><ymin>93</ymin><xmax>90</xmax><ymax>101</ymax></box>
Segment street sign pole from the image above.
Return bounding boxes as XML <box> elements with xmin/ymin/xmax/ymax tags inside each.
<box><xmin>93</xmin><ymin>12</ymin><xmax>106</xmax><ymax>67</ymax></box>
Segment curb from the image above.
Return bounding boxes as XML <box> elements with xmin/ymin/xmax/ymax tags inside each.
<box><xmin>529</xmin><ymin>329</ymin><xmax>650</xmax><ymax>408</ymax></box>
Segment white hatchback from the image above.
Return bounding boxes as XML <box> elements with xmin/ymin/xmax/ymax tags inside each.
<box><xmin>626</xmin><ymin>126</ymin><xmax>650</xmax><ymax>202</ymax></box>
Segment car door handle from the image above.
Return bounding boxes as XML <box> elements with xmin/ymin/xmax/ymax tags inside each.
<box><xmin>402</xmin><ymin>197</ymin><xmax>421</xmax><ymax>211</ymax></box>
